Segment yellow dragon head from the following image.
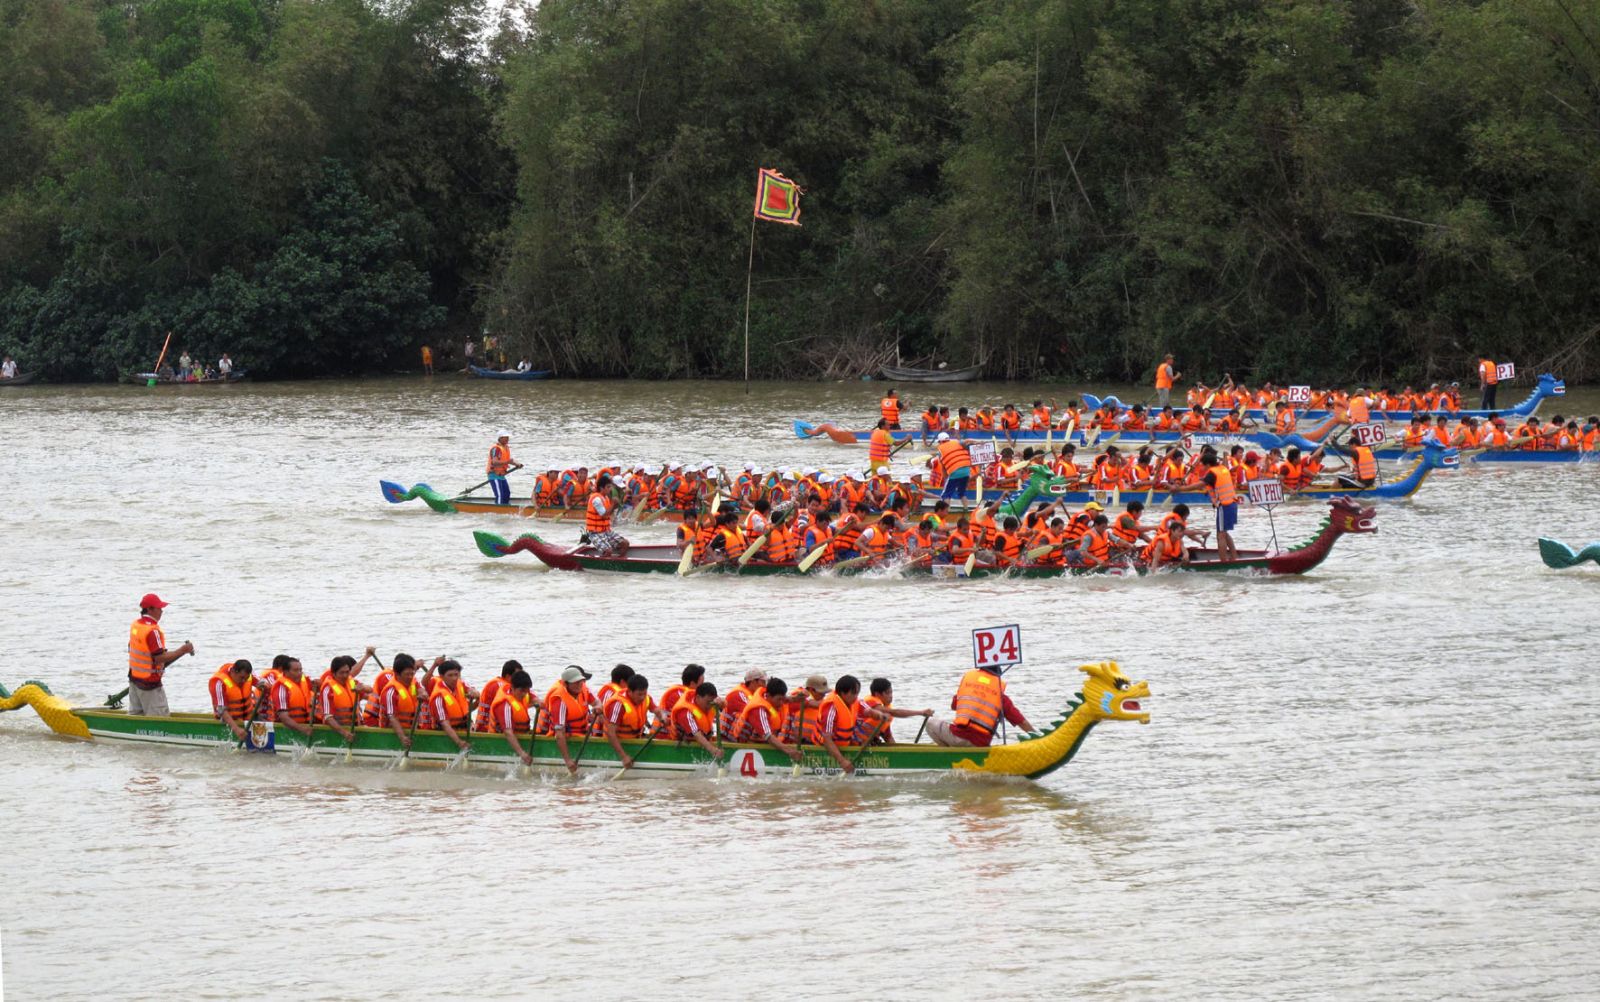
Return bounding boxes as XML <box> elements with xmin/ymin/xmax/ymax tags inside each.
<box><xmin>1078</xmin><ymin>660</ymin><xmax>1151</xmax><ymax>724</ymax></box>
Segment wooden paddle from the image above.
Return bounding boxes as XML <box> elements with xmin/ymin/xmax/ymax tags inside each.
<box><xmin>1023</xmin><ymin>542</ymin><xmax>1061</xmax><ymax>560</ymax></box>
<box><xmin>294</xmin><ymin>681</ymin><xmax>321</xmax><ymax>762</ymax></box>
<box><xmin>791</xmin><ymin>705</ymin><xmax>807</xmax><ymax>777</ymax></box>
<box><xmin>736</xmin><ymin>531</ymin><xmax>771</xmax><ymax>568</ymax></box>
<box><xmin>612</xmin><ymin>726</ymin><xmax>659</xmax><ymax>781</ymax></box>
<box><xmin>569</xmin><ymin>724</ymin><xmax>594</xmax><ymax>777</ymax></box>
<box><xmin>395</xmin><ymin>681</ymin><xmax>425</xmax><ymax>771</ymax></box>
<box><xmin>844</xmin><ymin>718</ymin><xmax>890</xmax><ymax>775</ymax></box>
<box><xmin>972</xmin><ymin>475</ymin><xmax>984</xmax><ymax>510</ymax></box>
<box><xmin>912</xmin><ymin>718</ymin><xmax>929</xmax><ymax>744</ymax></box>
<box><xmin>676</xmin><ymin>537</ymin><xmax>696</xmax><ymax>576</ymax></box>
<box><xmin>831</xmin><ymin>552</ymin><xmax>881</xmax><ymax>571</ymax></box>
<box><xmin>797</xmin><ymin>543</ymin><xmax>830</xmax><ymax>573</ymax></box>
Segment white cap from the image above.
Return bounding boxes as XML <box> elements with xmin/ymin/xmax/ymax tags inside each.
<box><xmin>750</xmin><ymin>466</ymin><xmax>764</xmax><ymax>476</ymax></box>
<box><xmin>781</xmin><ymin>472</ymin><xmax>796</xmax><ymax>482</ymax></box>
<box><xmin>743</xmin><ymin>461</ymin><xmax>755</xmax><ymax>472</ymax></box>
<box><xmin>670</xmin><ymin>462</ymin><xmax>684</xmax><ymax>471</ymax></box>
<box><xmin>805</xmin><ymin>468</ymin><xmax>819</xmax><ymax>477</ymax></box>
<box><xmin>702</xmin><ymin>463</ymin><xmax>718</xmax><ymax>474</ymax></box>
<box><xmin>865</xmin><ymin>468</ymin><xmax>880</xmax><ymax>478</ymax></box>
<box><xmin>936</xmin><ymin>432</ymin><xmax>950</xmax><ymax>442</ymax></box>
<box><xmin>818</xmin><ymin>473</ymin><xmax>836</xmax><ymax>484</ymax></box>
<box><xmin>497</xmin><ymin>429</ymin><xmax>511</xmax><ymax>439</ymax></box>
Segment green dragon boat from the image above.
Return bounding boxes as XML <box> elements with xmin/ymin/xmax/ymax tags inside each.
<box><xmin>0</xmin><ymin>663</ymin><xmax>1150</xmax><ymax>781</ymax></box>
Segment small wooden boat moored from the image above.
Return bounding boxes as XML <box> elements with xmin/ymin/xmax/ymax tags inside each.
<box><xmin>0</xmin><ymin>664</ymin><xmax>1151</xmax><ymax>781</ymax></box>
<box><xmin>467</xmin><ymin>364</ymin><xmax>552</xmax><ymax>381</ymax></box>
<box><xmin>878</xmin><ymin>363</ymin><xmax>984</xmax><ymax>383</ymax></box>
<box><xmin>0</xmin><ymin>371</ymin><xmax>38</xmax><ymax>387</ymax></box>
<box><xmin>124</xmin><ymin>371</ymin><xmax>248</xmax><ymax>385</ymax></box>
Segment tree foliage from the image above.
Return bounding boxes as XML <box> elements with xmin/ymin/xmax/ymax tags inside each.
<box><xmin>3</xmin><ymin>0</ymin><xmax>1598</xmax><ymax>383</ymax></box>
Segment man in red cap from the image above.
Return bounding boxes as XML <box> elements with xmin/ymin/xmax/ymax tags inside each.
<box><xmin>127</xmin><ymin>593</ymin><xmax>195</xmax><ymax>716</ymax></box>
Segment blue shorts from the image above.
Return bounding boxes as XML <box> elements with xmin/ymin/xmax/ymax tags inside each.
<box><xmin>1216</xmin><ymin>502</ymin><xmax>1238</xmax><ymax>533</ymax></box>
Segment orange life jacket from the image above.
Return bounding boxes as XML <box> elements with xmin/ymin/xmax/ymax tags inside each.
<box><xmin>273</xmin><ymin>675</ymin><xmax>312</xmax><ymax>726</ymax></box>
<box><xmin>1081</xmin><ymin>527</ymin><xmax>1111</xmax><ymax>566</ymax></box>
<box><xmin>880</xmin><ymin>396</ymin><xmax>900</xmax><ymax>424</ymax></box>
<box><xmin>543</xmin><ymin>684</ymin><xmax>592</xmax><ymax>736</ymax></box>
<box><xmin>382</xmin><ymin>680</ymin><xmax>420</xmax><ymax>729</ymax></box>
<box><xmin>868</xmin><ymin>428</ymin><xmax>894</xmax><ymax>463</ymax></box>
<box><xmin>1351</xmin><ymin>446</ymin><xmax>1377</xmax><ymax>482</ymax></box>
<box><xmin>127</xmin><ymin>617</ymin><xmax>166</xmax><ymax>688</ymax></box>
<box><xmin>429</xmin><ymin>680</ymin><xmax>471</xmax><ymax>731</ymax></box>
<box><xmin>487</xmin><ymin>443</ymin><xmax>512</xmax><ymax>475</ymax></box>
<box><xmin>765</xmin><ymin>524</ymin><xmax>798</xmax><ymax>563</ymax></box>
<box><xmin>584</xmin><ymin>491</ymin><xmax>615</xmax><ymax>533</ymax></box>
<box><xmin>952</xmin><ymin>669</ymin><xmax>1004</xmax><ymax>736</ymax></box>
<box><xmin>717</xmin><ymin>683</ymin><xmax>761</xmax><ymax>737</ymax></box>
<box><xmin>672</xmin><ymin>700</ymin><xmax>716</xmax><ymax>740</ymax></box>
<box><xmin>816</xmin><ymin>692</ymin><xmax>858</xmax><ymax>744</ymax></box>
<box><xmin>490</xmin><ymin>692</ymin><xmax>531</xmax><ymax>734</ymax></box>
<box><xmin>601</xmin><ymin>693</ymin><xmax>653</xmax><ymax>738</ymax></box>
<box><xmin>1206</xmin><ymin>464</ymin><xmax>1237</xmax><ymax>506</ymax></box>
<box><xmin>209</xmin><ymin>664</ymin><xmax>256</xmax><ymax>721</ymax></box>
<box><xmin>474</xmin><ymin>678</ymin><xmax>508</xmax><ymax>731</ymax></box>
<box><xmin>318</xmin><ymin>676</ymin><xmax>356</xmax><ymax>728</ymax></box>
<box><xmin>733</xmin><ymin>692</ymin><xmax>783</xmax><ymax>742</ymax></box>
<box><xmin>1112</xmin><ymin>512</ymin><xmax>1141</xmax><ymax>544</ymax></box>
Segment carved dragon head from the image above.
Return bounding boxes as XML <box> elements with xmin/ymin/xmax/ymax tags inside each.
<box><xmin>1079</xmin><ymin>661</ymin><xmax>1151</xmax><ymax>724</ymax></box>
<box><xmin>1326</xmin><ymin>497</ymin><xmax>1378</xmax><ymax>534</ymax></box>
<box><xmin>1024</xmin><ymin>463</ymin><xmax>1071</xmax><ymax>496</ymax></box>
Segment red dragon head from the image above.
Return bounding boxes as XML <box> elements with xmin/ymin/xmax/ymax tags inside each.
<box><xmin>1327</xmin><ymin>497</ymin><xmax>1378</xmax><ymax>534</ymax></box>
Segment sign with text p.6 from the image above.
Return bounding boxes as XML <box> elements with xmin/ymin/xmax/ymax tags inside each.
<box><xmin>1247</xmin><ymin>478</ymin><xmax>1284</xmax><ymax>509</ymax></box>
<box><xmin>1350</xmin><ymin>423</ymin><xmax>1387</xmax><ymax>447</ymax></box>
<box><xmin>972</xmin><ymin>624</ymin><xmax>1022</xmax><ymax>671</ymax></box>
<box><xmin>1495</xmin><ymin>362</ymin><xmax>1516</xmax><ymax>382</ymax></box>
<box><xmin>1286</xmin><ymin>385</ymin><xmax>1312</xmax><ymax>405</ymax></box>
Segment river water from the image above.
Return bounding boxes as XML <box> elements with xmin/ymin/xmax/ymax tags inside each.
<box><xmin>2</xmin><ymin>376</ymin><xmax>1598</xmax><ymax>1000</ymax></box>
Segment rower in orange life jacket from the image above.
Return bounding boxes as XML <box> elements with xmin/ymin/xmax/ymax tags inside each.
<box><xmin>486</xmin><ymin>431</ymin><xmax>517</xmax><ymax>505</ymax></box>
<box><xmin>545</xmin><ymin>665</ymin><xmax>596</xmax><ymax>774</ymax></box>
<box><xmin>815</xmin><ymin>675</ymin><xmax>888</xmax><ymax>774</ymax></box>
<box><xmin>926</xmin><ymin>665</ymin><xmax>1034</xmax><ymax>748</ymax></box>
<box><xmin>603</xmin><ymin>674</ymin><xmax>658</xmax><ymax>772</ymax></box>
<box><xmin>732</xmin><ymin>677</ymin><xmax>803</xmax><ymax>762</ymax></box>
<box><xmin>580</xmin><ymin>473</ymin><xmax>629</xmax><ymax>557</ymax></box>
<box><xmin>475</xmin><ymin>660</ymin><xmax>522</xmax><ymax>732</ymax></box>
<box><xmin>879</xmin><ymin>389</ymin><xmax>902</xmax><ymax>429</ymax></box>
<box><xmin>270</xmin><ymin>656</ymin><xmax>314</xmax><ymax>741</ymax></box>
<box><xmin>868</xmin><ymin>419</ymin><xmax>895</xmax><ymax>472</ymax></box>
<box><xmin>671</xmin><ymin>682</ymin><xmax>724</xmax><ymax>763</ymax></box>
<box><xmin>854</xmin><ymin>513</ymin><xmax>899</xmax><ymax>563</ymax></box>
<box><xmin>490</xmin><ymin>669</ymin><xmax>536</xmax><ymax>768</ymax></box>
<box><xmin>1030</xmin><ymin>400</ymin><xmax>1053</xmax><ymax>430</ymax></box>
<box><xmin>1346</xmin><ymin>392</ymin><xmax>1372</xmax><ymax>424</ymax></box>
<box><xmin>315</xmin><ymin>655</ymin><xmax>366</xmax><ymax>741</ymax></box>
<box><xmin>1201</xmin><ymin>449</ymin><xmax>1240</xmax><ymax>562</ymax></box>
<box><xmin>717</xmin><ymin>668</ymin><xmax>768</xmax><ymax>737</ymax></box>
<box><xmin>1142</xmin><ymin>516</ymin><xmax>1188</xmax><ymax>569</ymax></box>
<box><xmin>426</xmin><ymin>659</ymin><xmax>474</xmax><ymax>752</ymax></box>
<box><xmin>208</xmin><ymin>659</ymin><xmax>258</xmax><ymax>742</ymax></box>
<box><xmin>127</xmin><ymin>592</ymin><xmax>195</xmax><ymax>717</ymax></box>
<box><xmin>381</xmin><ymin>654</ymin><xmax>435</xmax><ymax>750</ymax></box>
<box><xmin>1339</xmin><ymin>441</ymin><xmax>1379</xmax><ymax>488</ymax></box>
<box><xmin>659</xmin><ymin>664</ymin><xmax>706</xmax><ymax>732</ymax></box>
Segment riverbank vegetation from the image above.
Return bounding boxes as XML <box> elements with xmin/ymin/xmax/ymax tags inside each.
<box><xmin>2</xmin><ymin>0</ymin><xmax>1597</xmax><ymax>383</ymax></box>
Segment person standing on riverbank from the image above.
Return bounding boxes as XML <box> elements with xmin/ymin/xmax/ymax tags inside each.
<box><xmin>1</xmin><ymin>355</ymin><xmax>17</xmax><ymax>379</ymax></box>
<box><xmin>1477</xmin><ymin>355</ymin><xmax>1498</xmax><ymax>410</ymax></box>
<box><xmin>127</xmin><ymin>593</ymin><xmax>195</xmax><ymax>716</ymax></box>
<box><xmin>421</xmin><ymin>344</ymin><xmax>434</xmax><ymax>375</ymax></box>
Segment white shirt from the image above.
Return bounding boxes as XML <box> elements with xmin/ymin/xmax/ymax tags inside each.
<box><xmin>516</xmin><ymin>360</ymin><xmax>531</xmax><ymax>372</ymax></box>
<box><xmin>1</xmin><ymin>360</ymin><xmax>15</xmax><ymax>378</ymax></box>
<box><xmin>218</xmin><ymin>357</ymin><xmax>232</xmax><ymax>374</ymax></box>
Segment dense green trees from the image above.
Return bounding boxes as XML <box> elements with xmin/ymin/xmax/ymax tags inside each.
<box><xmin>2</xmin><ymin>0</ymin><xmax>1597</xmax><ymax>382</ymax></box>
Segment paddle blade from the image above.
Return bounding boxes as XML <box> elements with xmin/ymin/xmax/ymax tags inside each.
<box><xmin>797</xmin><ymin>545</ymin><xmax>828</xmax><ymax>573</ymax></box>
<box><xmin>737</xmin><ymin>532</ymin><xmax>770</xmax><ymax>567</ymax></box>
<box><xmin>973</xmin><ymin>476</ymin><xmax>983</xmax><ymax>508</ymax></box>
<box><xmin>676</xmin><ymin>545</ymin><xmax>695</xmax><ymax>576</ymax></box>
<box><xmin>1023</xmin><ymin>544</ymin><xmax>1055</xmax><ymax>560</ymax></box>
<box><xmin>963</xmin><ymin>552</ymin><xmax>977</xmax><ymax>575</ymax></box>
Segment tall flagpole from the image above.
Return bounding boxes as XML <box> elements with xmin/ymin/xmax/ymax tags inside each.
<box><xmin>742</xmin><ymin>212</ymin><xmax>757</xmax><ymax>394</ymax></box>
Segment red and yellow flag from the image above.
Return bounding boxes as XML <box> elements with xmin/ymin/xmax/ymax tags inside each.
<box><xmin>753</xmin><ymin>168</ymin><xmax>802</xmax><ymax>226</ymax></box>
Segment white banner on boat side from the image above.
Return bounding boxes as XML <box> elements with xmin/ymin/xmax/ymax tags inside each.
<box><xmin>1351</xmin><ymin>423</ymin><xmax>1387</xmax><ymax>447</ymax></box>
<box><xmin>1287</xmin><ymin>385</ymin><xmax>1312</xmax><ymax>404</ymax></box>
<box><xmin>1496</xmin><ymin>362</ymin><xmax>1516</xmax><ymax>381</ymax></box>
<box><xmin>972</xmin><ymin>624</ymin><xmax>1022</xmax><ymax>671</ymax></box>
<box><xmin>1247</xmin><ymin>479</ymin><xmax>1284</xmax><ymax>509</ymax></box>
<box><xmin>966</xmin><ymin>441</ymin><xmax>997</xmax><ymax>467</ymax></box>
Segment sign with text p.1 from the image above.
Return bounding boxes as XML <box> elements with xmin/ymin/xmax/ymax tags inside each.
<box><xmin>1286</xmin><ymin>385</ymin><xmax>1312</xmax><ymax>405</ymax></box>
<box><xmin>1496</xmin><ymin>362</ymin><xmax>1516</xmax><ymax>382</ymax></box>
<box><xmin>1247</xmin><ymin>478</ymin><xmax>1284</xmax><ymax>509</ymax></box>
<box><xmin>972</xmin><ymin>624</ymin><xmax>1022</xmax><ymax>671</ymax></box>
<box><xmin>1350</xmin><ymin>422</ymin><xmax>1387</xmax><ymax>447</ymax></box>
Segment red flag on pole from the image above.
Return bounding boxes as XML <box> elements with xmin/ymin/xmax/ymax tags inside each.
<box><xmin>753</xmin><ymin>169</ymin><xmax>802</xmax><ymax>226</ymax></box>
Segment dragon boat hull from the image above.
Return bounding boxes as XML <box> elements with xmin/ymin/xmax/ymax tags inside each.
<box><xmin>795</xmin><ymin>419</ymin><xmax>1346</xmax><ymax>451</ymax></box>
<box><xmin>1370</xmin><ymin>447</ymin><xmax>1595</xmax><ymax>464</ymax></box>
<box><xmin>0</xmin><ymin>666</ymin><xmax>1151</xmax><ymax>782</ymax></box>
<box><xmin>1082</xmin><ymin>373</ymin><xmax>1564</xmax><ymax>423</ymax></box>
<box><xmin>476</xmin><ymin>500</ymin><xmax>1374</xmax><ymax>577</ymax></box>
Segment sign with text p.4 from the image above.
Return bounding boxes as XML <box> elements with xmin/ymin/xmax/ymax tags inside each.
<box><xmin>972</xmin><ymin>624</ymin><xmax>1022</xmax><ymax>671</ymax></box>
<box><xmin>1247</xmin><ymin>478</ymin><xmax>1284</xmax><ymax>509</ymax></box>
<box><xmin>1350</xmin><ymin>422</ymin><xmax>1387</xmax><ymax>447</ymax></box>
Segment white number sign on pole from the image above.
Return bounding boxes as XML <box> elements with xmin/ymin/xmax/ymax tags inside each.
<box><xmin>1287</xmin><ymin>385</ymin><xmax>1312</xmax><ymax>405</ymax></box>
<box><xmin>1351</xmin><ymin>423</ymin><xmax>1387</xmax><ymax>447</ymax></box>
<box><xmin>972</xmin><ymin>624</ymin><xmax>1023</xmax><ymax>671</ymax></box>
<box><xmin>1495</xmin><ymin>362</ymin><xmax>1516</xmax><ymax>382</ymax></box>
<box><xmin>1247</xmin><ymin>478</ymin><xmax>1284</xmax><ymax>509</ymax></box>
<box><xmin>726</xmin><ymin>748</ymin><xmax>766</xmax><ymax>779</ymax></box>
<box><xmin>966</xmin><ymin>441</ymin><xmax>996</xmax><ymax>467</ymax></box>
